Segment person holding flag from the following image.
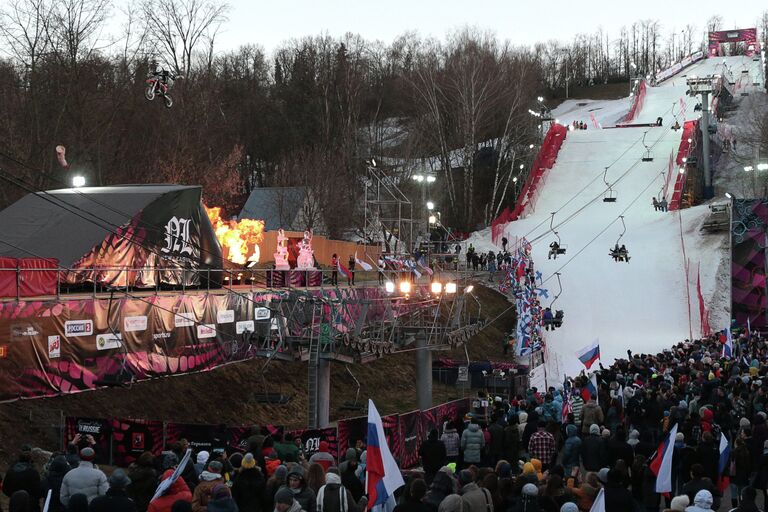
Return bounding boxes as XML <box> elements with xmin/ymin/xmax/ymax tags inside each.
<box><xmin>366</xmin><ymin>400</ymin><xmax>404</xmax><ymax>512</ymax></box>
<box><xmin>330</xmin><ymin>254</ymin><xmax>339</xmax><ymax>286</ymax></box>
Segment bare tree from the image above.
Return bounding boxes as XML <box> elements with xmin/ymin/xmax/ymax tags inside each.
<box><xmin>707</xmin><ymin>15</ymin><xmax>723</xmax><ymax>34</ymax></box>
<box><xmin>140</xmin><ymin>0</ymin><xmax>229</xmax><ymax>76</ymax></box>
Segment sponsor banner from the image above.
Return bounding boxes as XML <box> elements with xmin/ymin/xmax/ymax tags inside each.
<box><xmin>152</xmin><ymin>332</ymin><xmax>171</xmax><ymax>341</ymax></box>
<box><xmin>255</xmin><ymin>307</ymin><xmax>271</xmax><ymax>320</ymax></box>
<box><xmin>217</xmin><ymin>309</ymin><xmax>235</xmax><ymax>324</ymax></box>
<box><xmin>65</xmin><ymin>320</ymin><xmax>93</xmax><ymax>337</ymax></box>
<box><xmin>12</xmin><ymin>324</ymin><xmax>41</xmax><ymax>337</ymax></box>
<box><xmin>174</xmin><ymin>312</ymin><xmax>195</xmax><ymax>328</ymax></box>
<box><xmin>165</xmin><ymin>423</ymin><xmax>277</xmax><ymax>453</ymax></box>
<box><xmin>96</xmin><ymin>333</ymin><xmax>122</xmax><ymax>350</ymax></box>
<box><xmin>236</xmin><ymin>320</ymin><xmax>255</xmax><ymax>334</ymax></box>
<box><xmin>287</xmin><ymin>427</ymin><xmax>339</xmax><ymax>460</ymax></box>
<box><xmin>399</xmin><ymin>410</ymin><xmax>422</xmax><ymax>468</ymax></box>
<box><xmin>196</xmin><ymin>324</ymin><xmax>216</xmax><ymax>339</ymax></box>
<box><xmin>64</xmin><ymin>417</ymin><xmax>111</xmax><ymax>464</ymax></box>
<box><xmin>123</xmin><ymin>315</ymin><xmax>148</xmax><ymax>332</ymax></box>
<box><xmin>48</xmin><ymin>335</ymin><xmax>61</xmax><ymax>359</ymax></box>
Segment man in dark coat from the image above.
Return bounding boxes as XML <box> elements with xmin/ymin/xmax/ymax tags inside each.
<box><xmin>89</xmin><ymin>469</ymin><xmax>137</xmax><ymax>512</ymax></box>
<box><xmin>41</xmin><ymin>455</ymin><xmax>70</xmax><ymax>512</ymax></box>
<box><xmin>581</xmin><ymin>424</ymin><xmax>608</xmax><ymax>471</ymax></box>
<box><xmin>419</xmin><ymin>430</ymin><xmax>447</xmax><ymax>486</ymax></box>
<box><xmin>3</xmin><ymin>445</ymin><xmax>42</xmax><ymax>512</ymax></box>
<box><xmin>487</xmin><ymin>418</ymin><xmax>505</xmax><ymax>465</ymax></box>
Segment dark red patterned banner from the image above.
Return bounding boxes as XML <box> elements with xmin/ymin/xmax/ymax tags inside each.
<box><xmin>399</xmin><ymin>410</ymin><xmax>422</xmax><ymax>468</ymax></box>
<box><xmin>110</xmin><ymin>418</ymin><xmax>164</xmax><ymax>467</ymax></box>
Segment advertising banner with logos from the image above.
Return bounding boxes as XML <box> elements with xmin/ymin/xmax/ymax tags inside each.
<box><xmin>0</xmin><ymin>286</ymin><xmax>398</xmax><ymax>402</ymax></box>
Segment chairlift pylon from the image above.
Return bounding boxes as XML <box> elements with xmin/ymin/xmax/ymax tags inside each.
<box><xmin>603</xmin><ymin>167</ymin><xmax>617</xmax><ymax>202</ymax></box>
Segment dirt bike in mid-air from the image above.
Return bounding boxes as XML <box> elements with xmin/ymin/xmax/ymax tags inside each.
<box><xmin>145</xmin><ymin>71</ymin><xmax>181</xmax><ymax>108</ymax></box>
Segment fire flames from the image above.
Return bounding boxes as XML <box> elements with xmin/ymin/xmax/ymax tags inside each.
<box><xmin>205</xmin><ymin>206</ymin><xmax>265</xmax><ymax>265</ymax></box>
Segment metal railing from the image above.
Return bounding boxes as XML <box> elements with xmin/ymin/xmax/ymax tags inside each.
<box><xmin>0</xmin><ymin>265</ymin><xmax>493</xmax><ymax>301</ymax></box>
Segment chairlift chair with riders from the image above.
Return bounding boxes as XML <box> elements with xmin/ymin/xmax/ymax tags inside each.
<box><xmin>603</xmin><ymin>168</ymin><xmax>617</xmax><ymax>202</ymax></box>
<box><xmin>608</xmin><ymin>215</ymin><xmax>630</xmax><ymax>263</ymax></box>
<box><xmin>547</xmin><ymin>212</ymin><xmax>567</xmax><ymax>259</ymax></box>
<box><xmin>543</xmin><ymin>272</ymin><xmax>565</xmax><ymax>329</ymax></box>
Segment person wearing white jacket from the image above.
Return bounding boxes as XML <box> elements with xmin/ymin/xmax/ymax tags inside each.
<box><xmin>60</xmin><ymin>447</ymin><xmax>108</xmax><ymax>505</ymax></box>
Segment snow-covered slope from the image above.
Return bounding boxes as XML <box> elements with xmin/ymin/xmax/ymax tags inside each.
<box><xmin>471</xmin><ymin>57</ymin><xmax>757</xmax><ymax>379</ymax></box>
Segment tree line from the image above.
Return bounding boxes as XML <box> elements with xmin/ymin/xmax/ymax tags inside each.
<box><xmin>0</xmin><ymin>0</ymin><xmax>765</xmax><ymax>233</ymax></box>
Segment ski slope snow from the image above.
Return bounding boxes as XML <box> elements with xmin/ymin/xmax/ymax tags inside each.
<box><xmin>473</xmin><ymin>56</ymin><xmax>761</xmax><ymax>379</ymax></box>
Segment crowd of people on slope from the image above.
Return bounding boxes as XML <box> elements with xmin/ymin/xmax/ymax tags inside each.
<box><xmin>410</xmin><ymin>328</ymin><xmax>768</xmax><ymax>512</ymax></box>
<box><xmin>4</xmin><ymin>328</ymin><xmax>768</xmax><ymax>512</ymax></box>
<box><xmin>1</xmin><ymin>434</ymin><xmax>368</xmax><ymax>512</ymax></box>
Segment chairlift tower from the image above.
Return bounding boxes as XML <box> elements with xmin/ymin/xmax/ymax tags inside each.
<box><xmin>686</xmin><ymin>76</ymin><xmax>715</xmax><ymax>198</ymax></box>
<box><xmin>363</xmin><ymin>159</ymin><xmax>415</xmax><ymax>254</ymax></box>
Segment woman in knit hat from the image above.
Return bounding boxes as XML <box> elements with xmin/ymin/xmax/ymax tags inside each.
<box><xmin>232</xmin><ymin>454</ymin><xmax>265</xmax><ymax>512</ymax></box>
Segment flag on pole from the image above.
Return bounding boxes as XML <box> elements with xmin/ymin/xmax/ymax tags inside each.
<box><xmin>580</xmin><ymin>373</ymin><xmax>599</xmax><ymax>404</ymax></box>
<box><xmin>417</xmin><ymin>256</ymin><xmax>433</xmax><ymax>276</ymax></box>
<box><xmin>576</xmin><ymin>339</ymin><xmax>600</xmax><ymax>369</ymax></box>
<box><xmin>338</xmin><ymin>262</ymin><xmax>353</xmax><ymax>281</ymax></box>
<box><xmin>588</xmin><ymin>488</ymin><xmax>605</xmax><ymax>512</ymax></box>
<box><xmin>722</xmin><ymin>328</ymin><xmax>733</xmax><ymax>359</ymax></box>
<box><xmin>650</xmin><ymin>423</ymin><xmax>678</xmax><ymax>493</ymax></box>
<box><xmin>562</xmin><ymin>396</ymin><xmax>573</xmax><ymax>423</ymax></box>
<box><xmin>355</xmin><ymin>252</ymin><xmax>373</xmax><ymax>271</ymax></box>
<box><xmin>717</xmin><ymin>432</ymin><xmax>730</xmax><ymax>492</ymax></box>
<box><xmin>366</xmin><ymin>400</ymin><xmax>404</xmax><ymax>512</ymax></box>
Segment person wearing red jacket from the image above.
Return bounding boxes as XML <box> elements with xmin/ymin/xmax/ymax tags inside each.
<box><xmin>148</xmin><ymin>470</ymin><xmax>193</xmax><ymax>512</ymax></box>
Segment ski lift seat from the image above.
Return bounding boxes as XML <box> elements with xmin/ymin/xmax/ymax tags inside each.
<box><xmin>603</xmin><ymin>193</ymin><xmax>617</xmax><ymax>203</ymax></box>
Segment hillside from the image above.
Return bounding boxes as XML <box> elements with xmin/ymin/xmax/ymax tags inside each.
<box><xmin>0</xmin><ymin>284</ymin><xmax>514</xmax><ymax>467</ymax></box>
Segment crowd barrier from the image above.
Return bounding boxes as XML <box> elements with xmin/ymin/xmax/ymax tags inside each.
<box><xmin>491</xmin><ymin>124</ymin><xmax>568</xmax><ymax>246</ymax></box>
<box><xmin>669</xmin><ymin>121</ymin><xmax>698</xmax><ymax>211</ymax></box>
<box><xmin>621</xmin><ymin>80</ymin><xmax>647</xmax><ymax>123</ymax></box>
<box><xmin>654</xmin><ymin>51</ymin><xmax>705</xmax><ymax>84</ymax></box>
<box><xmin>64</xmin><ymin>398</ymin><xmax>470</xmax><ymax>468</ymax></box>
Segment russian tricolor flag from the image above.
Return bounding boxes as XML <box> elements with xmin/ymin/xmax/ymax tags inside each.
<box><xmin>576</xmin><ymin>339</ymin><xmax>600</xmax><ymax>370</ymax></box>
<box><xmin>580</xmin><ymin>373</ymin><xmax>599</xmax><ymax>404</ymax></box>
<box><xmin>338</xmin><ymin>261</ymin><xmax>353</xmax><ymax>281</ymax></box>
<box><xmin>722</xmin><ymin>328</ymin><xmax>733</xmax><ymax>359</ymax></box>
<box><xmin>718</xmin><ymin>433</ymin><xmax>730</xmax><ymax>492</ymax></box>
<box><xmin>650</xmin><ymin>423</ymin><xmax>678</xmax><ymax>493</ymax></box>
<box><xmin>366</xmin><ymin>400</ymin><xmax>404</xmax><ymax>512</ymax></box>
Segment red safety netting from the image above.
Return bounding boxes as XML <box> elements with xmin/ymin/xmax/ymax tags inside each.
<box><xmin>623</xmin><ymin>80</ymin><xmax>647</xmax><ymax>123</ymax></box>
<box><xmin>491</xmin><ymin>124</ymin><xmax>568</xmax><ymax>245</ymax></box>
<box><xmin>0</xmin><ymin>257</ymin><xmax>59</xmax><ymax>298</ymax></box>
<box><xmin>696</xmin><ymin>263</ymin><xmax>711</xmax><ymax>336</ymax></box>
<box><xmin>669</xmin><ymin>120</ymin><xmax>698</xmax><ymax>211</ymax></box>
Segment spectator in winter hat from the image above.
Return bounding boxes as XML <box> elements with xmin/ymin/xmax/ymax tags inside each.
<box><xmin>195</xmin><ymin>452</ymin><xmax>211</xmax><ymax>478</ymax></box>
<box><xmin>207</xmin><ymin>484</ymin><xmax>238</xmax><ymax>512</ymax></box>
<box><xmin>192</xmin><ymin>462</ymin><xmax>225</xmax><ymax>512</ymax></box>
<box><xmin>232</xmin><ymin>454</ymin><xmax>264</xmax><ymax>512</ymax></box>
<box><xmin>60</xmin><ymin>447</ymin><xmax>108</xmax><ymax>505</ymax></box>
<box><xmin>274</xmin><ymin>487</ymin><xmax>302</xmax><ymax>512</ymax></box>
<box><xmin>278</xmin><ymin>465</ymin><xmax>316</xmax><ymax>512</ymax></box>
<box><xmin>309</xmin><ymin>442</ymin><xmax>336</xmax><ymax>472</ymax></box>
<box><xmin>89</xmin><ymin>470</ymin><xmax>136</xmax><ymax>512</ymax></box>
<box><xmin>663</xmin><ymin>495</ymin><xmax>689</xmax><ymax>512</ymax></box>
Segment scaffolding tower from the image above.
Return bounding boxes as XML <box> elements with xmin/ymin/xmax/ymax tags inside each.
<box><xmin>363</xmin><ymin>160</ymin><xmax>415</xmax><ymax>255</ymax></box>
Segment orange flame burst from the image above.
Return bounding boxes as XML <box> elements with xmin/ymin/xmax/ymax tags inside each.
<box><xmin>205</xmin><ymin>206</ymin><xmax>265</xmax><ymax>265</ymax></box>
